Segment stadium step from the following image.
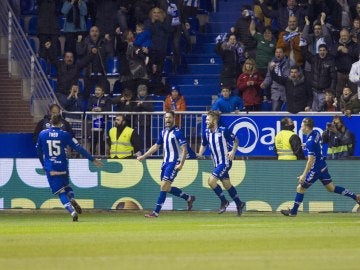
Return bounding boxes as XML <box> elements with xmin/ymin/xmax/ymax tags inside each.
<box><xmin>182</xmin><ymin>63</ymin><xmax>221</xmax><ymax>74</ymax></box>
<box><xmin>183</xmin><ymin>54</ymin><xmax>221</xmax><ymax>65</ymax></box>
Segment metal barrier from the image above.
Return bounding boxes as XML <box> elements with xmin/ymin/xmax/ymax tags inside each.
<box><xmin>64</xmin><ymin>111</ymin><xmax>204</xmax><ymax>158</ymax></box>
<box><xmin>0</xmin><ymin>0</ymin><xmax>57</xmax><ymax>119</ymax></box>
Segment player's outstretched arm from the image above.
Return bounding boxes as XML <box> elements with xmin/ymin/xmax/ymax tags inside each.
<box><xmin>137</xmin><ymin>143</ymin><xmax>160</xmax><ymax>162</ymax></box>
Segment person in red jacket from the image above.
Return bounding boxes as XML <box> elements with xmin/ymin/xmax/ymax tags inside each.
<box><xmin>164</xmin><ymin>85</ymin><xmax>187</xmax><ymax>127</ymax></box>
<box><xmin>236</xmin><ymin>58</ymin><xmax>264</xmax><ymax>111</ymax></box>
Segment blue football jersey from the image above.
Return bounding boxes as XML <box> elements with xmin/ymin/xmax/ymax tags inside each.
<box><xmin>156</xmin><ymin>126</ymin><xmax>187</xmax><ymax>163</ymax></box>
<box><xmin>202</xmin><ymin>126</ymin><xmax>235</xmax><ymax>167</ymax></box>
<box><xmin>304</xmin><ymin>129</ymin><xmax>327</xmax><ymax>171</ymax></box>
<box><xmin>36</xmin><ymin>127</ymin><xmax>94</xmax><ymax>172</ymax></box>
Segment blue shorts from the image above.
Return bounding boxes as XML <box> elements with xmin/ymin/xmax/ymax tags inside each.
<box><xmin>212</xmin><ymin>162</ymin><xmax>232</xmax><ymax>181</ymax></box>
<box><xmin>160</xmin><ymin>161</ymin><xmax>179</xmax><ymax>182</ymax></box>
<box><xmin>301</xmin><ymin>166</ymin><xmax>332</xmax><ymax>189</ymax></box>
<box><xmin>46</xmin><ymin>171</ymin><xmax>70</xmax><ymax>195</ymax></box>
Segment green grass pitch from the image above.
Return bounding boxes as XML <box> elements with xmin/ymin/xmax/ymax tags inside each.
<box><xmin>1</xmin><ymin>210</ymin><xmax>360</xmax><ymax>270</ymax></box>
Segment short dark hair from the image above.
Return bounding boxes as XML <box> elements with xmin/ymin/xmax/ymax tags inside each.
<box><xmin>280</xmin><ymin>117</ymin><xmax>293</xmax><ymax>130</ymax></box>
<box><xmin>318</xmin><ymin>44</ymin><xmax>328</xmax><ymax>51</ymax></box>
<box><xmin>302</xmin><ymin>117</ymin><xmax>314</xmax><ymax>129</ymax></box>
<box><xmin>165</xmin><ymin>110</ymin><xmax>175</xmax><ymax>118</ymax></box>
<box><xmin>290</xmin><ymin>65</ymin><xmax>300</xmax><ymax>72</ymax></box>
<box><xmin>207</xmin><ymin>110</ymin><xmax>220</xmax><ymax>121</ymax></box>
<box><xmin>49</xmin><ymin>104</ymin><xmax>60</xmax><ymax>111</ymax></box>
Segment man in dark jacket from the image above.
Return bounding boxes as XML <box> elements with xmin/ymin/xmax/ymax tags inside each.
<box><xmin>270</xmin><ymin>63</ymin><xmax>312</xmax><ymax>114</ymax></box>
<box><xmin>301</xmin><ymin>43</ymin><xmax>337</xmax><ymax>111</ymax></box>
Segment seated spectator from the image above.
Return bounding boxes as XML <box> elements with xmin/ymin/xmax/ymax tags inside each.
<box><xmin>269</xmin><ymin>63</ymin><xmax>312</xmax><ymax>114</ymax></box>
<box><xmin>211</xmin><ymin>85</ymin><xmax>243</xmax><ymax>113</ymax></box>
<box><xmin>33</xmin><ymin>103</ymin><xmax>74</xmax><ymax>143</ymax></box>
<box><xmin>107</xmin><ymin>115</ymin><xmax>142</xmax><ymax>159</ymax></box>
<box><xmin>320</xmin><ymin>90</ymin><xmax>338</xmax><ymax>111</ymax></box>
<box><xmin>339</xmin><ymin>87</ymin><xmax>360</xmax><ymax>117</ymax></box>
<box><xmin>164</xmin><ymin>85</ymin><xmax>186</xmax><ymax>126</ymax></box>
<box><xmin>276</xmin><ymin>15</ymin><xmax>303</xmax><ymax>66</ymax></box>
<box><xmin>61</xmin><ymin>0</ymin><xmax>88</xmax><ymax>57</ymax></box>
<box><xmin>261</xmin><ymin>47</ymin><xmax>290</xmax><ymax>111</ymax></box>
<box><xmin>87</xmin><ymin>85</ymin><xmax>112</xmax><ymax>156</ymax></box>
<box><xmin>249</xmin><ymin>18</ymin><xmax>276</xmax><ymax>77</ymax></box>
<box><xmin>112</xmin><ymin>88</ymin><xmax>137</xmax><ymax>113</ymax></box>
<box><xmin>236</xmin><ymin>58</ymin><xmax>264</xmax><ymax>112</ymax></box>
<box><xmin>322</xmin><ymin>115</ymin><xmax>355</xmax><ymax>159</ymax></box>
<box><xmin>63</xmin><ymin>83</ymin><xmax>84</xmax><ymax>118</ymax></box>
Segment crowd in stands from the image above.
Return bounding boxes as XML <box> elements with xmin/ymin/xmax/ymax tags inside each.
<box><xmin>13</xmin><ymin>1</ymin><xmax>360</xmax><ymax>123</ymax></box>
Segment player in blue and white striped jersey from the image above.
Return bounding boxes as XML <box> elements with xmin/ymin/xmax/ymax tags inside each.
<box><xmin>137</xmin><ymin>111</ymin><xmax>195</xmax><ymax>218</ymax></box>
<box><xmin>281</xmin><ymin>117</ymin><xmax>360</xmax><ymax>217</ymax></box>
<box><xmin>197</xmin><ymin>111</ymin><xmax>245</xmax><ymax>216</ymax></box>
<box><xmin>36</xmin><ymin>114</ymin><xmax>102</xmax><ymax>221</ymax></box>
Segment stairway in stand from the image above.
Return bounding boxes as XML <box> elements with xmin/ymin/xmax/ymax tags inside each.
<box><xmin>0</xmin><ymin>58</ymin><xmax>35</xmax><ymax>132</ymax></box>
<box><xmin>165</xmin><ymin>0</ymin><xmax>251</xmax><ymax>111</ymax></box>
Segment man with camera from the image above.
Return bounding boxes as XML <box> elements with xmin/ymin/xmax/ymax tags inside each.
<box><xmin>322</xmin><ymin>115</ymin><xmax>356</xmax><ymax>159</ymax></box>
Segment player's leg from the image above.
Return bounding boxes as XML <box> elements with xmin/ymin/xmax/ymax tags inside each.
<box><xmin>208</xmin><ymin>165</ymin><xmax>229</xmax><ymax>213</ymax></box>
<box><xmin>222</xmin><ymin>178</ymin><xmax>245</xmax><ymax>216</ymax></box>
<box><xmin>63</xmin><ymin>175</ymin><xmax>82</xmax><ymax>214</ymax></box>
<box><xmin>324</xmin><ymin>181</ymin><xmax>359</xmax><ymax>202</ymax></box>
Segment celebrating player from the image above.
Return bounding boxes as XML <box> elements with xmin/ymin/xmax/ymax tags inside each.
<box><xmin>197</xmin><ymin>111</ymin><xmax>245</xmax><ymax>216</ymax></box>
<box><xmin>36</xmin><ymin>114</ymin><xmax>102</xmax><ymax>221</ymax></box>
<box><xmin>281</xmin><ymin>117</ymin><xmax>360</xmax><ymax>217</ymax></box>
<box><xmin>137</xmin><ymin>111</ymin><xmax>196</xmax><ymax>218</ymax></box>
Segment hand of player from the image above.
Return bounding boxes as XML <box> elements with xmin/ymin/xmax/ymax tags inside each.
<box><xmin>175</xmin><ymin>163</ymin><xmax>183</xmax><ymax>171</ymax></box>
<box><xmin>93</xmin><ymin>158</ymin><xmax>103</xmax><ymax>167</ymax></box>
<box><xmin>228</xmin><ymin>151</ymin><xmax>235</xmax><ymax>161</ymax></box>
<box><xmin>297</xmin><ymin>174</ymin><xmax>305</xmax><ymax>184</ymax></box>
<box><xmin>137</xmin><ymin>155</ymin><xmax>145</xmax><ymax>162</ymax></box>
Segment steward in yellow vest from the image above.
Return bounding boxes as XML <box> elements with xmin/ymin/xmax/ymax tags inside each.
<box><xmin>275</xmin><ymin>117</ymin><xmax>305</xmax><ymax>160</ymax></box>
<box><xmin>108</xmin><ymin>115</ymin><xmax>142</xmax><ymax>159</ymax></box>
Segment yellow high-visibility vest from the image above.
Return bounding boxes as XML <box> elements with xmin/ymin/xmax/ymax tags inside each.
<box><xmin>109</xmin><ymin>126</ymin><xmax>134</xmax><ymax>158</ymax></box>
<box><xmin>275</xmin><ymin>130</ymin><xmax>297</xmax><ymax>160</ymax></box>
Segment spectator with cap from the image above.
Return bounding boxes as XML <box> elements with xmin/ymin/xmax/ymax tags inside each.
<box><xmin>211</xmin><ymin>85</ymin><xmax>243</xmax><ymax>113</ymax></box>
<box><xmin>164</xmin><ymin>85</ymin><xmax>187</xmax><ymax>126</ymax></box>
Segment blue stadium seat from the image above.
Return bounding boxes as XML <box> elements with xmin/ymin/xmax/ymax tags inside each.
<box><xmin>58</xmin><ymin>17</ymin><xmax>66</xmax><ymax>34</ymax></box>
<box><xmin>187</xmin><ymin>17</ymin><xmax>200</xmax><ymax>35</ymax></box>
<box><xmin>27</xmin><ymin>16</ymin><xmax>37</xmax><ymax>35</ymax></box>
<box><xmin>78</xmin><ymin>80</ymin><xmax>84</xmax><ymax>93</ymax></box>
<box><xmin>38</xmin><ymin>57</ymin><xmax>47</xmax><ymax>74</ymax></box>
<box><xmin>112</xmin><ymin>80</ymin><xmax>123</xmax><ymax>94</ymax></box>
<box><xmin>86</xmin><ymin>17</ymin><xmax>92</xmax><ymax>31</ymax></box>
<box><xmin>20</xmin><ymin>0</ymin><xmax>38</xmax><ymax>15</ymax></box>
<box><xmin>106</xmin><ymin>57</ymin><xmax>120</xmax><ymax>76</ymax></box>
<box><xmin>48</xmin><ymin>78</ymin><xmax>57</xmax><ymax>91</ymax></box>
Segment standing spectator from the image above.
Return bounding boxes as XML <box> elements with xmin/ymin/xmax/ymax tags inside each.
<box><xmin>133</xmin><ymin>23</ymin><xmax>152</xmax><ymax>66</ymax></box>
<box><xmin>164</xmin><ymin>85</ymin><xmax>186</xmax><ymax>126</ymax></box>
<box><xmin>249</xmin><ymin>18</ymin><xmax>276</xmax><ymax>77</ymax></box>
<box><xmin>331</xmin><ymin>28</ymin><xmax>358</xmax><ymax>98</ymax></box>
<box><xmin>87</xmin><ymin>85</ymin><xmax>112</xmax><ymax>156</ymax></box>
<box><xmin>230</xmin><ymin>5</ymin><xmax>257</xmax><ymax>57</ymax></box>
<box><xmin>36</xmin><ymin>114</ymin><xmax>102</xmax><ymax>222</ymax></box>
<box><xmin>301</xmin><ymin>43</ymin><xmax>337</xmax><ymax>111</ymax></box>
<box><xmin>108</xmin><ymin>115</ymin><xmax>142</xmax><ymax>159</ymax></box>
<box><xmin>349</xmin><ymin>51</ymin><xmax>360</xmax><ymax>98</ymax></box>
<box><xmin>137</xmin><ymin>111</ymin><xmax>196</xmax><ymax>218</ymax></box>
<box><xmin>61</xmin><ymin>0</ymin><xmax>88</xmax><ymax>57</ymax></box>
<box><xmin>93</xmin><ymin>0</ymin><xmax>122</xmax><ymax>40</ymax></box>
<box><xmin>112</xmin><ymin>88</ymin><xmax>137</xmax><ymax>113</ymax></box>
<box><xmin>276</xmin><ymin>15</ymin><xmax>303</xmax><ymax>66</ymax></box>
<box><xmin>236</xmin><ymin>58</ymin><xmax>264</xmax><ymax>112</ymax></box>
<box><xmin>339</xmin><ymin>87</ymin><xmax>360</xmax><ymax>117</ymax></box>
<box><xmin>280</xmin><ymin>117</ymin><xmax>360</xmax><ymax>217</ymax></box>
<box><xmin>197</xmin><ymin>111</ymin><xmax>246</xmax><ymax>216</ymax></box>
<box><xmin>322</xmin><ymin>115</ymin><xmax>356</xmax><ymax>159</ymax></box>
<box><xmin>327</xmin><ymin>0</ymin><xmax>352</xmax><ymax>30</ymax></box>
<box><xmin>349</xmin><ymin>17</ymin><xmax>360</xmax><ymax>43</ymax></box>
<box><xmin>215</xmin><ymin>34</ymin><xmax>244</xmax><ymax>89</ymax></box>
<box><xmin>33</xmin><ymin>104</ymin><xmax>74</xmax><ymax>143</ymax></box>
<box><xmin>37</xmin><ymin>0</ymin><xmax>62</xmax><ymax>59</ymax></box>
<box><xmin>320</xmin><ymin>90</ymin><xmax>338</xmax><ymax>111</ymax></box>
<box><xmin>261</xmin><ymin>47</ymin><xmax>291</xmax><ymax>111</ymax></box>
<box><xmin>211</xmin><ymin>86</ymin><xmax>243</xmax><ymax>113</ymax></box>
<box><xmin>269</xmin><ymin>63</ymin><xmax>312</xmax><ymax>114</ymax></box>
<box><xmin>275</xmin><ymin>117</ymin><xmax>305</xmax><ymax>160</ymax></box>
<box><xmin>76</xmin><ymin>26</ymin><xmax>114</xmax><ymax>99</ymax></box>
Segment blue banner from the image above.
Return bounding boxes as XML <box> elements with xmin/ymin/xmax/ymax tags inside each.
<box><xmin>202</xmin><ymin>114</ymin><xmax>360</xmax><ymax>157</ymax></box>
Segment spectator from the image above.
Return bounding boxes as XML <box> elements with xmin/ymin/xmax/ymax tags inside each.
<box><xmin>37</xmin><ymin>0</ymin><xmax>61</xmax><ymax>59</ymax></box>
<box><xmin>349</xmin><ymin>50</ymin><xmax>360</xmax><ymax>98</ymax></box>
<box><xmin>331</xmin><ymin>28</ymin><xmax>358</xmax><ymax>98</ymax></box>
<box><xmin>215</xmin><ymin>34</ymin><xmax>244</xmax><ymax>89</ymax></box>
<box><xmin>261</xmin><ymin>47</ymin><xmax>291</xmax><ymax>111</ymax></box>
<box><xmin>61</xmin><ymin>0</ymin><xmax>88</xmax><ymax>57</ymax></box>
<box><xmin>62</xmin><ymin>83</ymin><xmax>84</xmax><ymax>118</ymax></box>
<box><xmin>112</xmin><ymin>88</ymin><xmax>137</xmax><ymax>113</ymax></box>
<box><xmin>93</xmin><ymin>0</ymin><xmax>122</xmax><ymax>40</ymax></box>
<box><xmin>301</xmin><ymin>43</ymin><xmax>337</xmax><ymax>111</ymax></box>
<box><xmin>269</xmin><ymin>63</ymin><xmax>312</xmax><ymax>114</ymax></box>
<box><xmin>230</xmin><ymin>4</ymin><xmax>257</xmax><ymax>57</ymax></box>
<box><xmin>350</xmin><ymin>17</ymin><xmax>360</xmax><ymax>43</ymax></box>
<box><xmin>211</xmin><ymin>85</ymin><xmax>243</xmax><ymax>113</ymax></box>
<box><xmin>275</xmin><ymin>117</ymin><xmax>305</xmax><ymax>160</ymax></box>
<box><xmin>339</xmin><ymin>87</ymin><xmax>360</xmax><ymax>117</ymax></box>
<box><xmin>107</xmin><ymin>115</ymin><xmax>142</xmax><ymax>159</ymax></box>
<box><xmin>76</xmin><ymin>26</ymin><xmax>114</xmax><ymax>99</ymax></box>
<box><xmin>134</xmin><ymin>84</ymin><xmax>154</xmax><ymax>150</ymax></box>
<box><xmin>33</xmin><ymin>104</ymin><xmax>74</xmax><ymax>143</ymax></box>
<box><xmin>87</xmin><ymin>85</ymin><xmax>112</xmax><ymax>156</ymax></box>
<box><xmin>257</xmin><ymin>0</ymin><xmax>310</xmax><ymax>32</ymax></box>
<box><xmin>327</xmin><ymin>0</ymin><xmax>352</xmax><ymax>30</ymax></box>
<box><xmin>320</xmin><ymin>90</ymin><xmax>338</xmax><ymax>111</ymax></box>
<box><xmin>45</xmin><ymin>42</ymin><xmax>95</xmax><ymax>107</ymax></box>
<box><xmin>164</xmin><ymin>85</ymin><xmax>186</xmax><ymax>126</ymax></box>
<box><xmin>249</xmin><ymin>18</ymin><xmax>276</xmax><ymax>77</ymax></box>
<box><xmin>322</xmin><ymin>115</ymin><xmax>356</xmax><ymax>159</ymax></box>
<box><xmin>236</xmin><ymin>58</ymin><xmax>264</xmax><ymax>112</ymax></box>
<box><xmin>276</xmin><ymin>15</ymin><xmax>303</xmax><ymax>66</ymax></box>
<box><xmin>133</xmin><ymin>23</ymin><xmax>152</xmax><ymax>66</ymax></box>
